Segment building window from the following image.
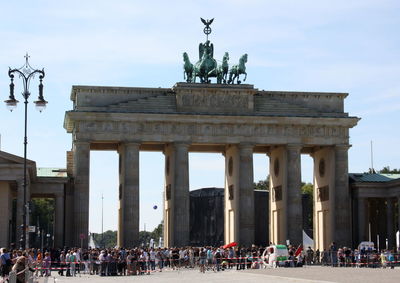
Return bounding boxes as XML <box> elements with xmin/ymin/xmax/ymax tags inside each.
<box><xmin>317</xmin><ymin>185</ymin><xmax>329</xmax><ymax>202</ymax></box>
<box><xmin>273</xmin><ymin>186</ymin><xmax>282</xmax><ymax>202</ymax></box>
<box><xmin>228</xmin><ymin>185</ymin><xmax>234</xmax><ymax>200</ymax></box>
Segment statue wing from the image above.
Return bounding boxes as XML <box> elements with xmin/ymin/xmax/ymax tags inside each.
<box><xmin>199</xmin><ymin>43</ymin><xmax>204</xmax><ymax>60</ymax></box>
<box><xmin>210</xmin><ymin>43</ymin><xmax>214</xmax><ymax>58</ymax></box>
<box><xmin>201</xmin><ymin>18</ymin><xmax>207</xmax><ymax>25</ymax></box>
<box><xmin>208</xmin><ymin>18</ymin><xmax>214</xmax><ymax>25</ymax></box>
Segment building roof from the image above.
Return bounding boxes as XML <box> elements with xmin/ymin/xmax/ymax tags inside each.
<box><xmin>349</xmin><ymin>173</ymin><xmax>400</xmax><ymax>183</ymax></box>
<box><xmin>190</xmin><ymin>187</ymin><xmax>224</xmax><ymax>197</ymax></box>
<box><xmin>37</xmin><ymin>168</ymin><xmax>68</xmax><ymax>178</ymax></box>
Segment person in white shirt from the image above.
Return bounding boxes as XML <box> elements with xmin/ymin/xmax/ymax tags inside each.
<box><xmin>149</xmin><ymin>249</ymin><xmax>156</xmax><ymax>271</ymax></box>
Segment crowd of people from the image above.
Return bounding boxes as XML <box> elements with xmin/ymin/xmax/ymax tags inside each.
<box><xmin>1</xmin><ymin>244</ymin><xmax>399</xmax><ymax>282</ymax></box>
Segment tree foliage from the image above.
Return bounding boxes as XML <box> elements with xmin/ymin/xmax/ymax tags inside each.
<box><xmin>379</xmin><ymin>166</ymin><xmax>400</xmax><ymax>174</ymax></box>
<box><xmin>301</xmin><ymin>182</ymin><xmax>313</xmax><ymax>196</ymax></box>
<box><xmin>31</xmin><ymin>198</ymin><xmax>55</xmax><ymax>231</ymax></box>
<box><xmin>30</xmin><ymin>198</ymin><xmax>55</xmax><ymax>248</ymax></box>
<box><xmin>91</xmin><ymin>222</ymin><xmax>163</xmax><ymax>248</ymax></box>
<box><xmin>254</xmin><ymin>176</ymin><xmax>269</xmax><ymax>190</ymax></box>
<box><xmin>92</xmin><ymin>230</ymin><xmax>117</xmax><ymax>248</ymax></box>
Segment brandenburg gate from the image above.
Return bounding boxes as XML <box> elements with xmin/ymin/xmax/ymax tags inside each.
<box><xmin>64</xmin><ymin>82</ymin><xmax>359</xmax><ymax>250</ymax></box>
<box><xmin>63</xmin><ymin>19</ymin><xmax>359</xmax><ymax>250</ymax></box>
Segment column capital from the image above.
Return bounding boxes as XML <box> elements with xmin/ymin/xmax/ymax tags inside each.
<box><xmin>73</xmin><ymin>140</ymin><xmax>90</xmax><ymax>146</ymax></box>
<box><xmin>335</xmin><ymin>144</ymin><xmax>351</xmax><ymax>151</ymax></box>
<box><xmin>286</xmin><ymin>144</ymin><xmax>302</xmax><ymax>152</ymax></box>
<box><xmin>173</xmin><ymin>142</ymin><xmax>190</xmax><ymax>149</ymax></box>
<box><xmin>239</xmin><ymin>143</ymin><xmax>254</xmax><ymax>150</ymax></box>
<box><xmin>121</xmin><ymin>141</ymin><xmax>140</xmax><ymax>148</ymax></box>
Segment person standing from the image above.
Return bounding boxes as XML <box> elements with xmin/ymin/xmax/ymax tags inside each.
<box><xmin>149</xmin><ymin>248</ymin><xmax>156</xmax><ymax>271</ymax></box>
<box><xmin>59</xmin><ymin>251</ymin><xmax>65</xmax><ymax>276</ymax></box>
<box><xmin>1</xmin><ymin>248</ymin><xmax>12</xmax><ymax>280</ymax></box>
<box><xmin>329</xmin><ymin>242</ymin><xmax>338</xmax><ymax>267</ymax></box>
<box><xmin>69</xmin><ymin>251</ymin><xmax>76</xmax><ymax>276</ymax></box>
<box><xmin>42</xmin><ymin>252</ymin><xmax>51</xmax><ymax>277</ymax></box>
<box><xmin>35</xmin><ymin>249</ymin><xmax>43</xmax><ymax>277</ymax></box>
<box><xmin>199</xmin><ymin>248</ymin><xmax>206</xmax><ymax>273</ymax></box>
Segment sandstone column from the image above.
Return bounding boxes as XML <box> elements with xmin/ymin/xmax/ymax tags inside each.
<box><xmin>387</xmin><ymin>198</ymin><xmax>394</xmax><ymax>250</ymax></box>
<box><xmin>312</xmin><ymin>147</ymin><xmax>335</xmax><ymax>251</ymax></box>
<box><xmin>64</xmin><ymin>180</ymin><xmax>74</xmax><ymax>247</ymax></box>
<box><xmin>173</xmin><ymin>143</ymin><xmax>190</xmax><ymax>247</ymax></box>
<box><xmin>334</xmin><ymin>145</ymin><xmax>352</xmax><ymax>247</ymax></box>
<box><xmin>224</xmin><ymin>146</ymin><xmax>239</xmax><ymax>245</ymax></box>
<box><xmin>238</xmin><ymin>144</ymin><xmax>254</xmax><ymax>246</ymax></box>
<box><xmin>54</xmin><ymin>193</ymin><xmax>65</xmax><ymax>248</ymax></box>
<box><xmin>118</xmin><ymin>142</ymin><xmax>140</xmax><ymax>248</ymax></box>
<box><xmin>357</xmin><ymin>197</ymin><xmax>368</xmax><ymax>243</ymax></box>
<box><xmin>73</xmin><ymin>141</ymin><xmax>90</xmax><ymax>247</ymax></box>
<box><xmin>286</xmin><ymin>144</ymin><xmax>302</xmax><ymax>246</ymax></box>
<box><xmin>269</xmin><ymin>146</ymin><xmax>286</xmax><ymax>245</ymax></box>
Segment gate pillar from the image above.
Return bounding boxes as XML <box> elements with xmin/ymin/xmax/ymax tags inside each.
<box><xmin>54</xmin><ymin>193</ymin><xmax>65</xmax><ymax>248</ymax></box>
<box><xmin>224</xmin><ymin>144</ymin><xmax>254</xmax><ymax>246</ymax></box>
<box><xmin>118</xmin><ymin>142</ymin><xmax>140</xmax><ymax>248</ymax></box>
<box><xmin>334</xmin><ymin>145</ymin><xmax>352</xmax><ymax>247</ymax></box>
<box><xmin>312</xmin><ymin>147</ymin><xmax>335</xmax><ymax>251</ymax></box>
<box><xmin>269</xmin><ymin>145</ymin><xmax>302</xmax><ymax>246</ymax></box>
<box><xmin>72</xmin><ymin>141</ymin><xmax>90</xmax><ymax>247</ymax></box>
<box><xmin>163</xmin><ymin>143</ymin><xmax>190</xmax><ymax>247</ymax></box>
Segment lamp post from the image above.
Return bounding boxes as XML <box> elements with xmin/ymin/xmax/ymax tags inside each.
<box><xmin>5</xmin><ymin>54</ymin><xmax>47</xmax><ymax>249</ymax></box>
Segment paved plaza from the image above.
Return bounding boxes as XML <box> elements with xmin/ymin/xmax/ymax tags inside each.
<box><xmin>32</xmin><ymin>266</ymin><xmax>400</xmax><ymax>283</ymax></box>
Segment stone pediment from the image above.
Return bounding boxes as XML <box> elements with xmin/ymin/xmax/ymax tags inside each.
<box><xmin>0</xmin><ymin>151</ymin><xmax>34</xmax><ymax>165</ymax></box>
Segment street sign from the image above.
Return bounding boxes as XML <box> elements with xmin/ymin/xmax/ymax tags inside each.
<box><xmin>28</xmin><ymin>226</ymin><xmax>36</xmax><ymax>233</ymax></box>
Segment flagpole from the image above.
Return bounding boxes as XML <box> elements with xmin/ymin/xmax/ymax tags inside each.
<box><xmin>101</xmin><ymin>193</ymin><xmax>104</xmax><ymax>248</ymax></box>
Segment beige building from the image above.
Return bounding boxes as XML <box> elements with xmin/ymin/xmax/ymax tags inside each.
<box><xmin>0</xmin><ymin>150</ymin><xmax>70</xmax><ymax>249</ymax></box>
<box><xmin>350</xmin><ymin>173</ymin><xmax>400</xmax><ymax>250</ymax></box>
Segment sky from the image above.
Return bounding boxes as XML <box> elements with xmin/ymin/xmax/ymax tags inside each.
<box><xmin>0</xmin><ymin>0</ymin><xmax>399</xmax><ymax>233</ymax></box>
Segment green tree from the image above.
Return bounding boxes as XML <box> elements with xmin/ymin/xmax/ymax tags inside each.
<box><xmin>379</xmin><ymin>166</ymin><xmax>400</xmax><ymax>174</ymax></box>
<box><xmin>92</xmin><ymin>230</ymin><xmax>117</xmax><ymax>248</ymax></box>
<box><xmin>301</xmin><ymin>182</ymin><xmax>313</xmax><ymax>235</ymax></box>
<box><xmin>301</xmin><ymin>182</ymin><xmax>313</xmax><ymax>196</ymax></box>
<box><xmin>254</xmin><ymin>176</ymin><xmax>269</xmax><ymax>190</ymax></box>
<box><xmin>151</xmin><ymin>222</ymin><xmax>163</xmax><ymax>240</ymax></box>
<box><xmin>31</xmin><ymin>198</ymin><xmax>55</xmax><ymax>247</ymax></box>
<box><xmin>92</xmin><ymin>221</ymin><xmax>163</xmax><ymax>248</ymax></box>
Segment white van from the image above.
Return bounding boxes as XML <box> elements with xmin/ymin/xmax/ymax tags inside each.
<box><xmin>261</xmin><ymin>245</ymin><xmax>289</xmax><ymax>268</ymax></box>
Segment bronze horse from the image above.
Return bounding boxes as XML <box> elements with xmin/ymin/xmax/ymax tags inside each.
<box><xmin>228</xmin><ymin>53</ymin><xmax>247</xmax><ymax>84</ymax></box>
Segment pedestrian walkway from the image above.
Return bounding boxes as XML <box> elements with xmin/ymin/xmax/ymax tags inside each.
<box><xmin>35</xmin><ymin>266</ymin><xmax>400</xmax><ymax>283</ymax></box>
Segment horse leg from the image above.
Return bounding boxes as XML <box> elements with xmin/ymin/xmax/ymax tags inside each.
<box><xmin>243</xmin><ymin>72</ymin><xmax>247</xmax><ymax>82</ymax></box>
<box><xmin>233</xmin><ymin>73</ymin><xmax>238</xmax><ymax>84</ymax></box>
<box><xmin>228</xmin><ymin>73</ymin><xmax>233</xmax><ymax>84</ymax></box>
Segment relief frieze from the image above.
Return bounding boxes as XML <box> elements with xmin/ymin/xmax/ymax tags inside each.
<box><xmin>78</xmin><ymin>121</ymin><xmax>348</xmax><ymax>140</ymax></box>
<box><xmin>180</xmin><ymin>93</ymin><xmax>249</xmax><ymax>109</ymax></box>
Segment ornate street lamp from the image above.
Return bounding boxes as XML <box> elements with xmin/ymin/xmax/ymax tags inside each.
<box><xmin>5</xmin><ymin>54</ymin><xmax>47</xmax><ymax>249</ymax></box>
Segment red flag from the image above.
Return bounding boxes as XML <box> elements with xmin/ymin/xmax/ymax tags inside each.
<box><xmin>294</xmin><ymin>244</ymin><xmax>303</xmax><ymax>257</ymax></box>
<box><xmin>223</xmin><ymin>242</ymin><xmax>238</xmax><ymax>249</ymax></box>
